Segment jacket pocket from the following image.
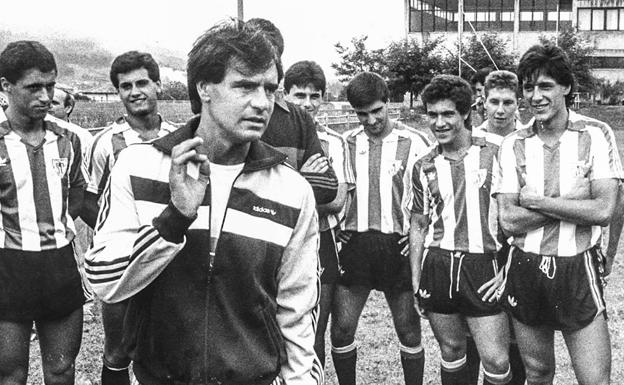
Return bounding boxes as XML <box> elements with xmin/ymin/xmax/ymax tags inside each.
<box><xmin>258</xmin><ymin>302</ymin><xmax>287</xmax><ymax>368</ymax></box>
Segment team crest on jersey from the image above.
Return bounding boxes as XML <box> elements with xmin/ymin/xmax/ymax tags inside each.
<box><xmin>0</xmin><ymin>157</ymin><xmax>8</xmax><ymax>167</ymax></box>
<box><xmin>51</xmin><ymin>158</ymin><xmax>69</xmax><ymax>177</ymax></box>
<box><xmin>388</xmin><ymin>160</ymin><xmax>404</xmax><ymax>176</ymax></box>
<box><xmin>469</xmin><ymin>168</ymin><xmax>488</xmax><ymax>187</ymax></box>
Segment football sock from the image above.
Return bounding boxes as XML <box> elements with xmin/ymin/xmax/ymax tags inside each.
<box><xmin>101</xmin><ymin>364</ymin><xmax>130</xmax><ymax>385</ymax></box>
<box><xmin>483</xmin><ymin>365</ymin><xmax>512</xmax><ymax>385</ymax></box>
<box><xmin>466</xmin><ymin>335</ymin><xmax>481</xmax><ymax>385</ymax></box>
<box><xmin>331</xmin><ymin>342</ymin><xmax>357</xmax><ymax>385</ymax></box>
<box><xmin>441</xmin><ymin>355</ymin><xmax>468</xmax><ymax>385</ymax></box>
<box><xmin>400</xmin><ymin>343</ymin><xmax>425</xmax><ymax>385</ymax></box>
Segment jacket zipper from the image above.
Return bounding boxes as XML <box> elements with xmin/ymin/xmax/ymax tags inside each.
<box><xmin>204</xmin><ymin>169</ymin><xmax>244</xmax><ymax>380</ymax></box>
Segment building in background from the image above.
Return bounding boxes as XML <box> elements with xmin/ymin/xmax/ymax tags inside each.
<box><xmin>404</xmin><ymin>0</ymin><xmax>624</xmax><ymax>81</ymax></box>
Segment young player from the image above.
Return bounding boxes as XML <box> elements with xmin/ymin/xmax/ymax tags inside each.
<box><xmin>284</xmin><ymin>60</ymin><xmax>355</xmax><ymax>367</ymax></box>
<box><xmin>330</xmin><ymin>72</ymin><xmax>429</xmax><ymax>385</ymax></box>
<box><xmin>0</xmin><ymin>40</ymin><xmax>86</xmax><ymax>385</ymax></box>
<box><xmin>84</xmin><ymin>51</ymin><xmax>178</xmax><ymax>385</ymax></box>
<box><xmin>410</xmin><ymin>75</ymin><xmax>512</xmax><ymax>385</ymax></box>
<box><xmin>496</xmin><ymin>44</ymin><xmax>620</xmax><ymax>385</ymax></box>
<box><xmin>471</xmin><ymin>69</ymin><xmax>527</xmax><ymax>385</ymax></box>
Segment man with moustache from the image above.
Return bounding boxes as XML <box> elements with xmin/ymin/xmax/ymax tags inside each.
<box><xmin>86</xmin><ymin>20</ymin><xmax>322</xmax><ymax>385</ymax></box>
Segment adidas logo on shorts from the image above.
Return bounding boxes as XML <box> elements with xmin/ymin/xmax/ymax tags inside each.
<box><xmin>507</xmin><ymin>295</ymin><xmax>518</xmax><ymax>307</ymax></box>
<box><xmin>418</xmin><ymin>289</ymin><xmax>431</xmax><ymax>299</ymax></box>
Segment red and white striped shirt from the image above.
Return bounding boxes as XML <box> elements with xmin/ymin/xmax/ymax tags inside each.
<box><xmin>316</xmin><ymin>122</ymin><xmax>355</xmax><ymax>231</ymax></box>
<box><xmin>412</xmin><ymin>133</ymin><xmax>501</xmax><ymax>253</ymax></box>
<box><xmin>343</xmin><ymin>121</ymin><xmax>430</xmax><ymax>235</ymax></box>
<box><xmin>496</xmin><ymin>111</ymin><xmax>622</xmax><ymax>256</ymax></box>
<box><xmin>87</xmin><ymin>116</ymin><xmax>177</xmax><ymax>196</ymax></box>
<box><xmin>0</xmin><ymin>112</ymin><xmax>85</xmax><ymax>251</ymax></box>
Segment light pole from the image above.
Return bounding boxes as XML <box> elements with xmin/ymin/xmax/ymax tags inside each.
<box><xmin>238</xmin><ymin>0</ymin><xmax>244</xmax><ymax>20</ymax></box>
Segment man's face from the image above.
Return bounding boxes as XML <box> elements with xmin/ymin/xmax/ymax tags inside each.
<box><xmin>426</xmin><ymin>99</ymin><xmax>468</xmax><ymax>146</ymax></box>
<box><xmin>522</xmin><ymin>72</ymin><xmax>570</xmax><ymax>124</ymax></box>
<box><xmin>1</xmin><ymin>68</ymin><xmax>56</xmax><ymax>121</ymax></box>
<box><xmin>285</xmin><ymin>84</ymin><xmax>322</xmax><ymax>118</ymax></box>
<box><xmin>485</xmin><ymin>87</ymin><xmax>518</xmax><ymax>131</ymax></box>
<box><xmin>354</xmin><ymin>100</ymin><xmax>389</xmax><ymax>137</ymax></box>
<box><xmin>49</xmin><ymin>88</ymin><xmax>70</xmax><ymax>120</ymax></box>
<box><xmin>474</xmin><ymin>82</ymin><xmax>485</xmax><ymax>101</ymax></box>
<box><xmin>116</xmin><ymin>68</ymin><xmax>161</xmax><ymax>117</ymax></box>
<box><xmin>202</xmin><ymin>61</ymin><xmax>278</xmax><ymax>144</ymax></box>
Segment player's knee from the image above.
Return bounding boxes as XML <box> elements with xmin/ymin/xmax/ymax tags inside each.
<box><xmin>103</xmin><ymin>352</ymin><xmax>131</xmax><ymax>371</ymax></box>
<box><xmin>0</xmin><ymin>364</ymin><xmax>28</xmax><ymax>384</ymax></box>
<box><xmin>523</xmin><ymin>358</ymin><xmax>554</xmax><ymax>384</ymax></box>
<box><xmin>480</xmin><ymin>353</ymin><xmax>510</xmax><ymax>376</ymax></box>
<box><xmin>396</xmin><ymin>327</ymin><xmax>422</xmax><ymax>347</ymax></box>
<box><xmin>42</xmin><ymin>360</ymin><xmax>75</xmax><ymax>385</ymax></box>
<box><xmin>438</xmin><ymin>339</ymin><xmax>465</xmax><ymax>361</ymax></box>
<box><xmin>330</xmin><ymin>319</ymin><xmax>357</xmax><ymax>345</ymax></box>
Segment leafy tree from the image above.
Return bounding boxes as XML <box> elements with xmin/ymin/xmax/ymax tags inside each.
<box><xmin>596</xmin><ymin>78</ymin><xmax>624</xmax><ymax>105</ymax></box>
<box><xmin>441</xmin><ymin>32</ymin><xmax>517</xmax><ymax>80</ymax></box>
<box><xmin>331</xmin><ymin>36</ymin><xmax>387</xmax><ymax>83</ymax></box>
<box><xmin>539</xmin><ymin>26</ymin><xmax>596</xmax><ymax>94</ymax></box>
<box><xmin>385</xmin><ymin>38</ymin><xmax>442</xmax><ymax>107</ymax></box>
<box><xmin>159</xmin><ymin>81</ymin><xmax>188</xmax><ymax>100</ymax></box>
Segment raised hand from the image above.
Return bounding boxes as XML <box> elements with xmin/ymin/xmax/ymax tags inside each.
<box><xmin>300</xmin><ymin>153</ymin><xmax>330</xmax><ymax>173</ymax></box>
<box><xmin>169</xmin><ymin>137</ymin><xmax>211</xmax><ymax>218</ymax></box>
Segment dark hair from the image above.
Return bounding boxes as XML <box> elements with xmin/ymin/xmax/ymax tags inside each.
<box><xmin>517</xmin><ymin>44</ymin><xmax>575</xmax><ymax>107</ymax></box>
<box><xmin>109</xmin><ymin>51</ymin><xmax>160</xmax><ymax>89</ymax></box>
<box><xmin>484</xmin><ymin>70</ymin><xmax>519</xmax><ymax>98</ymax></box>
<box><xmin>0</xmin><ymin>41</ymin><xmax>57</xmax><ymax>84</ymax></box>
<box><xmin>284</xmin><ymin>61</ymin><xmax>326</xmax><ymax>95</ymax></box>
<box><xmin>421</xmin><ymin>75</ymin><xmax>473</xmax><ymax>116</ymax></box>
<box><xmin>245</xmin><ymin>18</ymin><xmax>285</xmax><ymax>57</ymax></box>
<box><xmin>470</xmin><ymin>67</ymin><xmax>493</xmax><ymax>86</ymax></box>
<box><xmin>187</xmin><ymin>18</ymin><xmax>282</xmax><ymax>114</ymax></box>
<box><xmin>346</xmin><ymin>72</ymin><xmax>388</xmax><ymax>108</ymax></box>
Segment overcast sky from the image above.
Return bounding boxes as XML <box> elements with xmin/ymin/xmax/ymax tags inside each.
<box><xmin>2</xmin><ymin>0</ymin><xmax>406</xmax><ymax>79</ymax></box>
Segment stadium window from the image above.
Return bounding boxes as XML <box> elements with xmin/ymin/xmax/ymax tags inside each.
<box><xmin>592</xmin><ymin>9</ymin><xmax>605</xmax><ymax>30</ymax></box>
<box><xmin>578</xmin><ymin>8</ymin><xmax>591</xmax><ymax>30</ymax></box>
<box><xmin>606</xmin><ymin>9</ymin><xmax>618</xmax><ymax>30</ymax></box>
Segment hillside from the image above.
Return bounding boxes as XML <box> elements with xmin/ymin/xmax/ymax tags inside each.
<box><xmin>0</xmin><ymin>30</ymin><xmax>186</xmax><ymax>91</ymax></box>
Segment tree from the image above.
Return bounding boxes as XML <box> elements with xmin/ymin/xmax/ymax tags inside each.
<box><xmin>441</xmin><ymin>32</ymin><xmax>517</xmax><ymax>80</ymax></box>
<box><xmin>331</xmin><ymin>36</ymin><xmax>387</xmax><ymax>83</ymax></box>
<box><xmin>385</xmin><ymin>38</ymin><xmax>442</xmax><ymax>107</ymax></box>
<box><xmin>159</xmin><ymin>81</ymin><xmax>188</xmax><ymax>100</ymax></box>
<box><xmin>539</xmin><ymin>26</ymin><xmax>596</xmax><ymax>94</ymax></box>
<box><xmin>596</xmin><ymin>78</ymin><xmax>624</xmax><ymax>105</ymax></box>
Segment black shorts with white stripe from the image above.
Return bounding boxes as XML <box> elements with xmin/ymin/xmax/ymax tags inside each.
<box><xmin>502</xmin><ymin>246</ymin><xmax>606</xmax><ymax>331</ymax></box>
<box><xmin>418</xmin><ymin>247</ymin><xmax>503</xmax><ymax>317</ymax></box>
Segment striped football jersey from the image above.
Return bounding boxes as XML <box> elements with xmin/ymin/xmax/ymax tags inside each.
<box><xmin>0</xmin><ymin>113</ymin><xmax>85</xmax><ymax>251</ymax></box>
<box><xmin>87</xmin><ymin>116</ymin><xmax>177</xmax><ymax>196</ymax></box>
<box><xmin>412</xmin><ymin>134</ymin><xmax>501</xmax><ymax>253</ymax></box>
<box><xmin>496</xmin><ymin>112</ymin><xmax>622</xmax><ymax>256</ymax></box>
<box><xmin>343</xmin><ymin>121</ymin><xmax>430</xmax><ymax>235</ymax></box>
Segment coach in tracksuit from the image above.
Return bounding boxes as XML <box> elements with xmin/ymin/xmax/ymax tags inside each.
<box><xmin>86</xmin><ymin>19</ymin><xmax>323</xmax><ymax>385</ymax></box>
